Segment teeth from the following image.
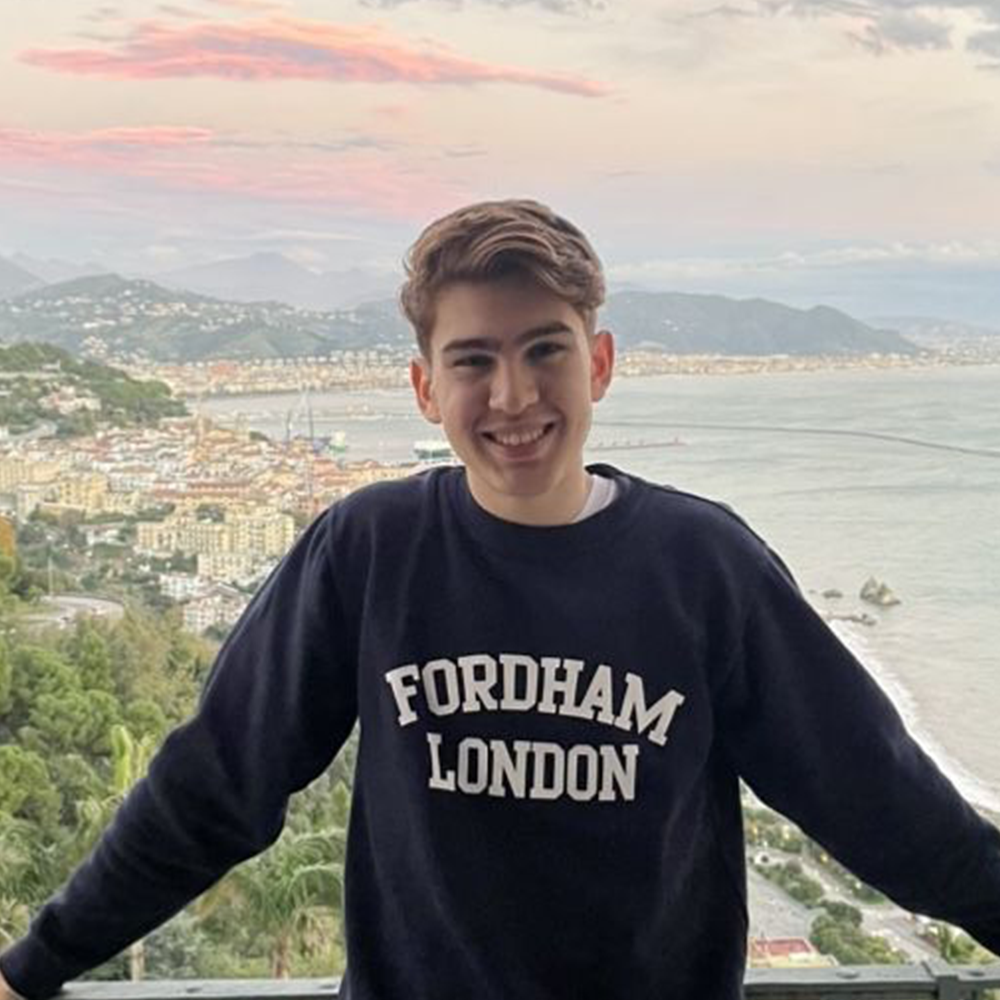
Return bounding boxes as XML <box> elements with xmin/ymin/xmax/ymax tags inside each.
<box><xmin>492</xmin><ymin>427</ymin><xmax>546</xmax><ymax>447</ymax></box>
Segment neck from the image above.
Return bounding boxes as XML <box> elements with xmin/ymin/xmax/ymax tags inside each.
<box><xmin>468</xmin><ymin>469</ymin><xmax>592</xmax><ymax>526</ymax></box>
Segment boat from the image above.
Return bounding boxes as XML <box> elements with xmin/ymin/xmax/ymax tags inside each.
<box><xmin>413</xmin><ymin>439</ymin><xmax>455</xmax><ymax>462</ymax></box>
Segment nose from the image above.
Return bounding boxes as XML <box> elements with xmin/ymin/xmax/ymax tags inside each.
<box><xmin>489</xmin><ymin>360</ymin><xmax>538</xmax><ymax>414</ymax></box>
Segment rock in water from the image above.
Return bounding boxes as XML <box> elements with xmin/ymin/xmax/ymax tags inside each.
<box><xmin>860</xmin><ymin>576</ymin><xmax>901</xmax><ymax>607</ymax></box>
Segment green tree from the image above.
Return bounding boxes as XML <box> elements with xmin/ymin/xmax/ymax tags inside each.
<box><xmin>755</xmin><ymin>860</ymin><xmax>825</xmax><ymax>908</ymax></box>
<box><xmin>123</xmin><ymin>698</ymin><xmax>169</xmax><ymax>743</ymax></box>
<box><xmin>286</xmin><ymin>773</ymin><xmax>353</xmax><ymax>836</ymax></box>
<box><xmin>74</xmin><ymin>724</ymin><xmax>159</xmax><ymax>981</ymax></box>
<box><xmin>199</xmin><ymin>826</ymin><xmax>346</xmax><ymax>978</ymax></box>
<box><xmin>0</xmin><ymin>818</ymin><xmax>35</xmax><ymax>943</ymax></box>
<box><xmin>0</xmin><ymin>746</ymin><xmax>62</xmax><ymax>830</ymax></box>
<box><xmin>65</xmin><ymin>621</ymin><xmax>115</xmax><ymax>693</ymax></box>
<box><xmin>933</xmin><ymin>922</ymin><xmax>980</xmax><ymax>964</ymax></box>
<box><xmin>8</xmin><ymin>646</ymin><xmax>78</xmax><ymax>729</ymax></box>
<box><xmin>0</xmin><ymin>812</ymin><xmax>69</xmax><ymax>906</ymax></box>
<box><xmin>819</xmin><ymin>900</ymin><xmax>863</xmax><ymax>926</ymax></box>
<box><xmin>810</xmin><ymin>912</ymin><xmax>907</xmax><ymax>965</ymax></box>
<box><xmin>0</xmin><ymin>896</ymin><xmax>30</xmax><ymax>949</ymax></box>
<box><xmin>75</xmin><ymin>724</ymin><xmax>158</xmax><ymax>852</ymax></box>
<box><xmin>29</xmin><ymin>688</ymin><xmax>122</xmax><ymax>756</ymax></box>
<box><xmin>49</xmin><ymin>753</ymin><xmax>105</xmax><ymax>825</ymax></box>
<box><xmin>105</xmin><ymin>610</ymin><xmax>202</xmax><ymax>723</ymax></box>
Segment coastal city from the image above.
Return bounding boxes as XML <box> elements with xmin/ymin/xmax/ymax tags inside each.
<box><xmin>0</xmin><ymin>410</ymin><xmax>412</xmax><ymax>635</ymax></box>
<box><xmin>2</xmin><ymin>338</ymin><xmax>997</xmax><ymax>642</ymax></box>
<box><xmin>123</xmin><ymin>340</ymin><xmax>1000</xmax><ymax>400</ymax></box>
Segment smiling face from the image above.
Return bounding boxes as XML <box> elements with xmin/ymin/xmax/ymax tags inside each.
<box><xmin>410</xmin><ymin>275</ymin><xmax>615</xmax><ymax>525</ymax></box>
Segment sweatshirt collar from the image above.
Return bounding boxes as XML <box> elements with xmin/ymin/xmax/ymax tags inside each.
<box><xmin>445</xmin><ymin>462</ymin><xmax>643</xmax><ymax>561</ymax></box>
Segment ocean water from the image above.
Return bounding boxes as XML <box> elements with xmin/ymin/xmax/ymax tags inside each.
<box><xmin>202</xmin><ymin>364</ymin><xmax>1000</xmax><ymax>813</ymax></box>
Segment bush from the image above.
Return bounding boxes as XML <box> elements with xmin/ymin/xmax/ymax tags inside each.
<box><xmin>811</xmin><ymin>913</ymin><xmax>907</xmax><ymax>965</ymax></box>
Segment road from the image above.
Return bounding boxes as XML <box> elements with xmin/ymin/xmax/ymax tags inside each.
<box><xmin>747</xmin><ymin>867</ymin><xmax>814</xmax><ymax>939</ymax></box>
<box><xmin>22</xmin><ymin>593</ymin><xmax>126</xmax><ymax>629</ymax></box>
<box><xmin>749</xmin><ymin>847</ymin><xmax>939</xmax><ymax>960</ymax></box>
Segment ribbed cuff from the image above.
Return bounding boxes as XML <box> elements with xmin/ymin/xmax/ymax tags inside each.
<box><xmin>0</xmin><ymin>935</ymin><xmax>73</xmax><ymax>1000</ymax></box>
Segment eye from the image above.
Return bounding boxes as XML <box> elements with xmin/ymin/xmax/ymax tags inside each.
<box><xmin>451</xmin><ymin>353</ymin><xmax>492</xmax><ymax>369</ymax></box>
<box><xmin>528</xmin><ymin>340</ymin><xmax>566</xmax><ymax>361</ymax></box>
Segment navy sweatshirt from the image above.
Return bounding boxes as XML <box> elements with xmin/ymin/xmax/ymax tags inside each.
<box><xmin>3</xmin><ymin>465</ymin><xmax>1000</xmax><ymax>999</ymax></box>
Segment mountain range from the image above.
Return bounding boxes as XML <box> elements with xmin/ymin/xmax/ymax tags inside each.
<box><xmin>867</xmin><ymin>315</ymin><xmax>1000</xmax><ymax>348</ymax></box>
<box><xmin>603</xmin><ymin>292</ymin><xmax>913</xmax><ymax>356</ymax></box>
<box><xmin>0</xmin><ymin>269</ymin><xmax>921</xmax><ymax>363</ymax></box>
<box><xmin>157</xmin><ymin>252</ymin><xmax>399</xmax><ymax>312</ymax></box>
<box><xmin>10</xmin><ymin>252</ymin><xmax>108</xmax><ymax>285</ymax></box>
<box><xmin>0</xmin><ymin>255</ymin><xmax>45</xmax><ymax>299</ymax></box>
<box><xmin>0</xmin><ymin>274</ymin><xmax>412</xmax><ymax>362</ymax></box>
<box><xmin>0</xmin><ymin>250</ymin><xmax>400</xmax><ymax>312</ymax></box>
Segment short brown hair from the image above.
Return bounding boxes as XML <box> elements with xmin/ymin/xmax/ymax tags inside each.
<box><xmin>400</xmin><ymin>198</ymin><xmax>606</xmax><ymax>357</ymax></box>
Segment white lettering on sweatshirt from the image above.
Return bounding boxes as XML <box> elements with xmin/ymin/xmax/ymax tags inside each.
<box><xmin>385</xmin><ymin>653</ymin><xmax>686</xmax><ymax>746</ymax></box>
<box><xmin>385</xmin><ymin>653</ymin><xmax>686</xmax><ymax>804</ymax></box>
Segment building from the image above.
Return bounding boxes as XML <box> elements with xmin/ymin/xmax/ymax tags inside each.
<box><xmin>0</xmin><ymin>456</ymin><xmax>62</xmax><ymax>491</ymax></box>
<box><xmin>196</xmin><ymin>551</ymin><xmax>259</xmax><ymax>584</ymax></box>
<box><xmin>181</xmin><ymin>586</ymin><xmax>249</xmax><ymax>634</ymax></box>
<box><xmin>57</xmin><ymin>472</ymin><xmax>110</xmax><ymax>515</ymax></box>
<box><xmin>747</xmin><ymin>937</ymin><xmax>837</xmax><ymax>969</ymax></box>
<box><xmin>158</xmin><ymin>572</ymin><xmax>210</xmax><ymax>601</ymax></box>
<box><xmin>137</xmin><ymin>508</ymin><xmax>295</xmax><ymax>562</ymax></box>
<box><xmin>14</xmin><ymin>483</ymin><xmax>54</xmax><ymax>520</ymax></box>
<box><xmin>226</xmin><ymin>510</ymin><xmax>295</xmax><ymax>558</ymax></box>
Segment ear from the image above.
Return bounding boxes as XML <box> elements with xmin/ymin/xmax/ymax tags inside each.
<box><xmin>410</xmin><ymin>357</ymin><xmax>442</xmax><ymax>424</ymax></box>
<box><xmin>589</xmin><ymin>329</ymin><xmax>615</xmax><ymax>402</ymax></box>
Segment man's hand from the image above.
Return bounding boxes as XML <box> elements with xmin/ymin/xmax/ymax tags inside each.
<box><xmin>0</xmin><ymin>966</ymin><xmax>23</xmax><ymax>1000</ymax></box>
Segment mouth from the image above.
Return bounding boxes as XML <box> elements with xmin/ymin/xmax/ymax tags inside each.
<box><xmin>482</xmin><ymin>422</ymin><xmax>556</xmax><ymax>450</ymax></box>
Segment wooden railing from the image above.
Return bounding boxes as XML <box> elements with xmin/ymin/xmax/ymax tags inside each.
<box><xmin>55</xmin><ymin>965</ymin><xmax>1000</xmax><ymax>1000</ymax></box>
<box><xmin>745</xmin><ymin>960</ymin><xmax>1000</xmax><ymax>998</ymax></box>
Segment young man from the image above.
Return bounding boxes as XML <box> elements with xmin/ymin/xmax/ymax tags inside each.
<box><xmin>2</xmin><ymin>199</ymin><xmax>999</xmax><ymax>1000</ymax></box>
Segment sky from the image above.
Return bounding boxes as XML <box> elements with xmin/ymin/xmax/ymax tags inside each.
<box><xmin>3</xmin><ymin>0</ymin><xmax>1000</xmax><ymax>322</ymax></box>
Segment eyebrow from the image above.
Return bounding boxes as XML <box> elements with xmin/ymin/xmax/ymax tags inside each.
<box><xmin>440</xmin><ymin>321</ymin><xmax>576</xmax><ymax>355</ymax></box>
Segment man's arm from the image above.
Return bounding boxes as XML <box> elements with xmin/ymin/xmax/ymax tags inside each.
<box><xmin>716</xmin><ymin>548</ymin><xmax>1000</xmax><ymax>952</ymax></box>
<box><xmin>0</xmin><ymin>506</ymin><xmax>358</xmax><ymax>999</ymax></box>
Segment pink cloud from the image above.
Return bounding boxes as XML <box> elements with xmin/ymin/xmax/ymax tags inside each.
<box><xmin>0</xmin><ymin>123</ymin><xmax>463</xmax><ymax>222</ymax></box>
<box><xmin>173</xmin><ymin>157</ymin><xmax>463</xmax><ymax>220</ymax></box>
<box><xmin>92</xmin><ymin>125</ymin><xmax>215</xmax><ymax>145</ymax></box>
<box><xmin>0</xmin><ymin>125</ymin><xmax>214</xmax><ymax>163</ymax></box>
<box><xmin>20</xmin><ymin>15</ymin><xmax>608</xmax><ymax>96</ymax></box>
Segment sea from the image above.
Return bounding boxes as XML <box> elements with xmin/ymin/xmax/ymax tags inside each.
<box><xmin>201</xmin><ymin>364</ymin><xmax>1000</xmax><ymax>816</ymax></box>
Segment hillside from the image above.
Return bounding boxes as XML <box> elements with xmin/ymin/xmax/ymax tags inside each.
<box><xmin>0</xmin><ymin>275</ymin><xmax>418</xmax><ymax>361</ymax></box>
<box><xmin>603</xmin><ymin>292</ymin><xmax>916</xmax><ymax>356</ymax></box>
<box><xmin>0</xmin><ymin>274</ymin><xmax>916</xmax><ymax>362</ymax></box>
<box><xmin>0</xmin><ymin>341</ymin><xmax>186</xmax><ymax>435</ymax></box>
<box><xmin>870</xmin><ymin>315</ymin><xmax>1000</xmax><ymax>348</ymax></box>
<box><xmin>0</xmin><ymin>255</ymin><xmax>44</xmax><ymax>299</ymax></box>
<box><xmin>159</xmin><ymin>252</ymin><xmax>399</xmax><ymax>311</ymax></box>
<box><xmin>11</xmin><ymin>252</ymin><xmax>114</xmax><ymax>284</ymax></box>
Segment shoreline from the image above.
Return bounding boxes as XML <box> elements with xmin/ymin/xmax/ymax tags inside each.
<box><xmin>130</xmin><ymin>353</ymin><xmax>1000</xmax><ymax>401</ymax></box>
<box><xmin>829</xmin><ymin>619</ymin><xmax>1000</xmax><ymax>823</ymax></box>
